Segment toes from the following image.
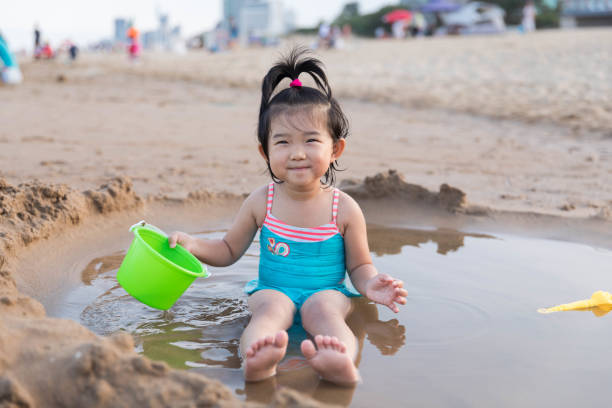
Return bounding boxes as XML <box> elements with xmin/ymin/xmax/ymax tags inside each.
<box><xmin>330</xmin><ymin>337</ymin><xmax>346</xmax><ymax>353</ymax></box>
<box><xmin>274</xmin><ymin>330</ymin><xmax>289</xmax><ymax>347</ymax></box>
<box><xmin>249</xmin><ymin>342</ymin><xmax>260</xmax><ymax>355</ymax></box>
<box><xmin>314</xmin><ymin>334</ymin><xmax>325</xmax><ymax>348</ymax></box>
<box><xmin>329</xmin><ymin>336</ymin><xmax>338</xmax><ymax>350</ymax></box>
<box><xmin>248</xmin><ymin>337</ymin><xmax>266</xmax><ymax>355</ymax></box>
<box><xmin>245</xmin><ymin>332</ymin><xmax>289</xmax><ymax>364</ymax></box>
<box><xmin>301</xmin><ymin>339</ymin><xmax>317</xmax><ymax>359</ymax></box>
<box><xmin>312</xmin><ymin>335</ymin><xmax>348</xmax><ymax>353</ymax></box>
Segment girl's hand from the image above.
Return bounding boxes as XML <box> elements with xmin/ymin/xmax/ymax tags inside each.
<box><xmin>168</xmin><ymin>231</ymin><xmax>199</xmax><ymax>254</ymax></box>
<box><xmin>365</xmin><ymin>274</ymin><xmax>408</xmax><ymax>313</ymax></box>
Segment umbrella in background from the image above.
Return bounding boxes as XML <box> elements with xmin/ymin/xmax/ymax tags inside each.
<box><xmin>383</xmin><ymin>9</ymin><xmax>413</xmax><ymax>23</ymax></box>
<box><xmin>421</xmin><ymin>0</ymin><xmax>461</xmax><ymax>13</ymax></box>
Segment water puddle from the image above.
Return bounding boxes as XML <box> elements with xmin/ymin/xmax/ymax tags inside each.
<box><xmin>50</xmin><ymin>226</ymin><xmax>612</xmax><ymax>406</ymax></box>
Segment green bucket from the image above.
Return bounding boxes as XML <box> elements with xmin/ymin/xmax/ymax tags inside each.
<box><xmin>117</xmin><ymin>221</ymin><xmax>209</xmax><ymax>310</ymax></box>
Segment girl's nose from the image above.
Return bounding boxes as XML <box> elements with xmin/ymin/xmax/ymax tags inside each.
<box><xmin>289</xmin><ymin>148</ymin><xmax>306</xmax><ymax>160</ymax></box>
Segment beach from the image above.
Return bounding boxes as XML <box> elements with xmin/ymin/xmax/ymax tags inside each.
<box><xmin>1</xmin><ymin>28</ymin><xmax>611</xmax><ymax>407</ymax></box>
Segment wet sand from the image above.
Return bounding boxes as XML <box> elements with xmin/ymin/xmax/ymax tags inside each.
<box><xmin>1</xmin><ymin>28</ymin><xmax>611</xmax><ymax>407</ymax></box>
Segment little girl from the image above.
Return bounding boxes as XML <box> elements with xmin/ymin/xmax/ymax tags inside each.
<box><xmin>168</xmin><ymin>48</ymin><xmax>407</xmax><ymax>386</ymax></box>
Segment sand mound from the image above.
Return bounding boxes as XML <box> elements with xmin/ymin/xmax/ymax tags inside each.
<box><xmin>83</xmin><ymin>177</ymin><xmax>142</xmax><ymax>214</ymax></box>
<box><xmin>340</xmin><ymin>169</ymin><xmax>467</xmax><ymax>212</ymax></box>
<box><xmin>0</xmin><ymin>177</ymin><xmax>140</xmax><ymax>255</ymax></box>
<box><xmin>0</xmin><ymin>318</ymin><xmax>236</xmax><ymax>407</ymax></box>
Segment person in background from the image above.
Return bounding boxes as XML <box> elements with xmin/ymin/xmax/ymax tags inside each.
<box><xmin>391</xmin><ymin>20</ymin><xmax>406</xmax><ymax>39</ymax></box>
<box><xmin>317</xmin><ymin>22</ymin><xmax>331</xmax><ymax>48</ymax></box>
<box><xmin>410</xmin><ymin>12</ymin><xmax>427</xmax><ymax>37</ymax></box>
<box><xmin>38</xmin><ymin>42</ymin><xmax>54</xmax><ymax>59</ymax></box>
<box><xmin>34</xmin><ymin>24</ymin><xmax>41</xmax><ymax>52</ymax></box>
<box><xmin>229</xmin><ymin>16</ymin><xmax>239</xmax><ymax>48</ymax></box>
<box><xmin>522</xmin><ymin>0</ymin><xmax>537</xmax><ymax>33</ymax></box>
<box><xmin>127</xmin><ymin>24</ymin><xmax>141</xmax><ymax>60</ymax></box>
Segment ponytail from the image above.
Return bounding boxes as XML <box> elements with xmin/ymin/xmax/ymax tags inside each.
<box><xmin>259</xmin><ymin>46</ymin><xmax>332</xmax><ymax>117</ymax></box>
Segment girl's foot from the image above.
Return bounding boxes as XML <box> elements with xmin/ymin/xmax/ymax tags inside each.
<box><xmin>300</xmin><ymin>335</ymin><xmax>360</xmax><ymax>386</ymax></box>
<box><xmin>244</xmin><ymin>330</ymin><xmax>288</xmax><ymax>381</ymax></box>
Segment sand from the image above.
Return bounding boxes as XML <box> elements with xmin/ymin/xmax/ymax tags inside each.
<box><xmin>1</xmin><ymin>28</ymin><xmax>611</xmax><ymax>407</ymax></box>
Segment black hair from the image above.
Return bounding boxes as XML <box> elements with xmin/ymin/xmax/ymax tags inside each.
<box><xmin>257</xmin><ymin>46</ymin><xmax>349</xmax><ymax>186</ymax></box>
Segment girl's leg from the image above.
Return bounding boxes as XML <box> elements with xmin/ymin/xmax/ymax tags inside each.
<box><xmin>299</xmin><ymin>290</ymin><xmax>360</xmax><ymax>386</ymax></box>
<box><xmin>241</xmin><ymin>289</ymin><xmax>296</xmax><ymax>381</ymax></box>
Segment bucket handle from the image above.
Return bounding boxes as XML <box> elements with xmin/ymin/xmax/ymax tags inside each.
<box><xmin>129</xmin><ymin>220</ymin><xmax>168</xmax><ymax>237</ymax></box>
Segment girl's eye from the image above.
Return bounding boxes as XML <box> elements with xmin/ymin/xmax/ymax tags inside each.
<box><xmin>307</xmin><ymin>138</ymin><xmax>319</xmax><ymax>143</ymax></box>
<box><xmin>275</xmin><ymin>140</ymin><xmax>288</xmax><ymax>145</ymax></box>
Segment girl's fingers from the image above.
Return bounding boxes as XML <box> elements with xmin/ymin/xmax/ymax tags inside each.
<box><xmin>168</xmin><ymin>233</ymin><xmax>178</xmax><ymax>248</ymax></box>
<box><xmin>380</xmin><ymin>274</ymin><xmax>393</xmax><ymax>283</ymax></box>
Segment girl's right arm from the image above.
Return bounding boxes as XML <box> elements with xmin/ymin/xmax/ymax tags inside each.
<box><xmin>168</xmin><ymin>187</ymin><xmax>265</xmax><ymax>267</ymax></box>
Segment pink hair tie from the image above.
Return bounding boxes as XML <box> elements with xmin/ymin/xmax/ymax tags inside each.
<box><xmin>289</xmin><ymin>78</ymin><xmax>302</xmax><ymax>88</ymax></box>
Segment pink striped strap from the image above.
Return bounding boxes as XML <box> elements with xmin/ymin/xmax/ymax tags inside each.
<box><xmin>266</xmin><ymin>182</ymin><xmax>274</xmax><ymax>214</ymax></box>
<box><xmin>332</xmin><ymin>188</ymin><xmax>339</xmax><ymax>225</ymax></box>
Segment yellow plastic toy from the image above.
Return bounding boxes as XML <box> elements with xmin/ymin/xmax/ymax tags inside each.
<box><xmin>538</xmin><ymin>291</ymin><xmax>612</xmax><ymax>317</ymax></box>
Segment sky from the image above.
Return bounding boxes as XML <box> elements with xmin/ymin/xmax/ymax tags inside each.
<box><xmin>0</xmin><ymin>0</ymin><xmax>397</xmax><ymax>52</ymax></box>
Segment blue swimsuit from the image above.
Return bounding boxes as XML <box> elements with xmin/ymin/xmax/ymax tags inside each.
<box><xmin>244</xmin><ymin>183</ymin><xmax>359</xmax><ymax>314</ymax></box>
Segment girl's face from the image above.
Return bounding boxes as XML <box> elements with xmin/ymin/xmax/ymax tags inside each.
<box><xmin>261</xmin><ymin>110</ymin><xmax>345</xmax><ymax>188</ymax></box>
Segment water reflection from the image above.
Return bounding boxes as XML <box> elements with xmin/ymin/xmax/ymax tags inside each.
<box><xmin>80</xmin><ymin>251</ymin><xmax>124</xmax><ymax>285</ymax></box>
<box><xmin>367</xmin><ymin>225</ymin><xmax>495</xmax><ymax>256</ymax></box>
<box><xmin>136</xmin><ymin>317</ymin><xmax>247</xmax><ymax>369</ymax></box>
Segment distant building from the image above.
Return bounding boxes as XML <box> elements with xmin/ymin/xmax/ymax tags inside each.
<box><xmin>284</xmin><ymin>8</ymin><xmax>296</xmax><ymax>33</ymax></box>
<box><xmin>561</xmin><ymin>0</ymin><xmax>612</xmax><ymax>27</ymax></box>
<box><xmin>114</xmin><ymin>18</ymin><xmax>129</xmax><ymax>44</ymax></box>
<box><xmin>141</xmin><ymin>12</ymin><xmax>183</xmax><ymax>51</ymax></box>
<box><xmin>158</xmin><ymin>14</ymin><xmax>169</xmax><ymax>47</ymax></box>
<box><xmin>239</xmin><ymin>0</ymin><xmax>288</xmax><ymax>45</ymax></box>
<box><xmin>224</xmin><ymin>0</ymin><xmax>247</xmax><ymax>22</ymax></box>
<box><xmin>219</xmin><ymin>0</ymin><xmax>294</xmax><ymax>46</ymax></box>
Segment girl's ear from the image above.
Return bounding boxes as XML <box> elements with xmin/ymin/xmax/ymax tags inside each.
<box><xmin>331</xmin><ymin>139</ymin><xmax>346</xmax><ymax>162</ymax></box>
<box><xmin>258</xmin><ymin>144</ymin><xmax>268</xmax><ymax>162</ymax></box>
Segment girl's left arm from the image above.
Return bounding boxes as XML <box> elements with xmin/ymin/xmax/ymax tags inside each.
<box><xmin>342</xmin><ymin>195</ymin><xmax>408</xmax><ymax>313</ymax></box>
